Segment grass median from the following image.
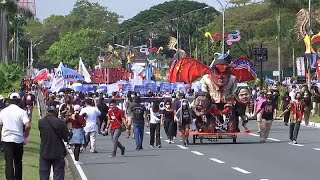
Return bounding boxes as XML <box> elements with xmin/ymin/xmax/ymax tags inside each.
<box><xmin>0</xmin><ymin>108</ymin><xmax>41</xmax><ymax>180</ymax></box>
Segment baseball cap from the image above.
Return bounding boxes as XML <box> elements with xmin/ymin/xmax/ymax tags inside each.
<box><xmin>9</xmin><ymin>93</ymin><xmax>21</xmax><ymax>100</ymax></box>
<box><xmin>74</xmin><ymin>105</ymin><xmax>81</xmax><ymax>112</ymax></box>
<box><xmin>47</xmin><ymin>106</ymin><xmax>58</xmax><ymax>113</ymax></box>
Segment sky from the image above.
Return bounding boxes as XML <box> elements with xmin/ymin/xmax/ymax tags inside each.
<box><xmin>36</xmin><ymin>0</ymin><xmax>230</xmax><ymax>21</ymax></box>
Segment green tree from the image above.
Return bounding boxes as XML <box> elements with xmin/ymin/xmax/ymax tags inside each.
<box><xmin>0</xmin><ymin>63</ymin><xmax>23</xmax><ymax>93</ymax></box>
<box><xmin>45</xmin><ymin>29</ymin><xmax>108</xmax><ymax>67</ymax></box>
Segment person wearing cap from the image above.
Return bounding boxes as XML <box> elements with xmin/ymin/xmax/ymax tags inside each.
<box><xmin>253</xmin><ymin>94</ymin><xmax>276</xmax><ymax>143</ymax></box>
<box><xmin>69</xmin><ymin>105</ymin><xmax>86</xmax><ymax>165</ymax></box>
<box><xmin>0</xmin><ymin>93</ymin><xmax>31</xmax><ymax>180</ymax></box>
<box><xmin>38</xmin><ymin>106</ymin><xmax>69</xmax><ymax>179</ymax></box>
<box><xmin>200</xmin><ymin>56</ymin><xmax>237</xmax><ymax>103</ymax></box>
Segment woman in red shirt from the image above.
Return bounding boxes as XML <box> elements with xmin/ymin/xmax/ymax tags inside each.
<box><xmin>69</xmin><ymin>105</ymin><xmax>86</xmax><ymax>165</ymax></box>
<box><xmin>106</xmin><ymin>99</ymin><xmax>126</xmax><ymax>158</ymax></box>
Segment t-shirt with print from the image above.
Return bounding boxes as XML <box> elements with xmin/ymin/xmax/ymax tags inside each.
<box><xmin>260</xmin><ymin>101</ymin><xmax>275</xmax><ymax>120</ymax></box>
<box><xmin>130</xmin><ymin>103</ymin><xmax>146</xmax><ymax>124</ymax></box>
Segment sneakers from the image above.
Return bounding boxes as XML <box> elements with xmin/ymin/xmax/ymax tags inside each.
<box><xmin>292</xmin><ymin>140</ymin><xmax>297</xmax><ymax>144</ymax></box>
<box><xmin>183</xmin><ymin>141</ymin><xmax>187</xmax><ymax>147</ymax></box>
<box><xmin>150</xmin><ymin>145</ymin><xmax>154</xmax><ymax>148</ymax></box>
<box><xmin>109</xmin><ymin>154</ymin><xmax>116</xmax><ymax>158</ymax></box>
<box><xmin>74</xmin><ymin>161</ymin><xmax>83</xmax><ymax>165</ymax></box>
<box><xmin>121</xmin><ymin>147</ymin><xmax>125</xmax><ymax>156</ymax></box>
<box><xmin>90</xmin><ymin>149</ymin><xmax>98</xmax><ymax>153</ymax></box>
<box><xmin>157</xmin><ymin>145</ymin><xmax>161</xmax><ymax>148</ymax></box>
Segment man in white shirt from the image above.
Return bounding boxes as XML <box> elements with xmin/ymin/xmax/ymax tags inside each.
<box><xmin>80</xmin><ymin>98</ymin><xmax>101</xmax><ymax>153</ymax></box>
<box><xmin>0</xmin><ymin>93</ymin><xmax>31</xmax><ymax>180</ymax></box>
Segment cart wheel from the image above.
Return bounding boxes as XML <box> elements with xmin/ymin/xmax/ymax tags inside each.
<box><xmin>233</xmin><ymin>138</ymin><xmax>237</xmax><ymax>144</ymax></box>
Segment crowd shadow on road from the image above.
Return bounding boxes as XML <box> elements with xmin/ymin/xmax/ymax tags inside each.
<box><xmin>189</xmin><ymin>140</ymin><xmax>283</xmax><ymax>146</ymax></box>
<box><xmin>83</xmin><ymin>161</ymin><xmax>126</xmax><ymax>165</ymax></box>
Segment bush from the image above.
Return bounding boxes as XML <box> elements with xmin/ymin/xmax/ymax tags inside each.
<box><xmin>0</xmin><ymin>63</ymin><xmax>24</xmax><ymax>94</ymax></box>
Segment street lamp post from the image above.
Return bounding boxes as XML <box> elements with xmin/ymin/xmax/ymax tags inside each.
<box><xmin>215</xmin><ymin>0</ymin><xmax>230</xmax><ymax>55</ymax></box>
<box><xmin>307</xmin><ymin>0</ymin><xmax>312</xmax><ymax>88</ymax></box>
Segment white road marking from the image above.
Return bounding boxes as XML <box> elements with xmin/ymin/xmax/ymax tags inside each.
<box><xmin>232</xmin><ymin>167</ymin><xmax>251</xmax><ymax>174</ymax></box>
<box><xmin>267</xmin><ymin>138</ymin><xmax>281</xmax><ymax>142</ymax></box>
<box><xmin>209</xmin><ymin>158</ymin><xmax>225</xmax><ymax>164</ymax></box>
<box><xmin>291</xmin><ymin>143</ymin><xmax>304</xmax><ymax>147</ymax></box>
<box><xmin>65</xmin><ymin>143</ymin><xmax>88</xmax><ymax>180</ymax></box>
<box><xmin>313</xmin><ymin>148</ymin><xmax>320</xmax><ymax>151</ymax></box>
<box><xmin>191</xmin><ymin>151</ymin><xmax>204</xmax><ymax>156</ymax></box>
<box><xmin>248</xmin><ymin>133</ymin><xmax>259</xmax><ymax>137</ymax></box>
<box><xmin>260</xmin><ymin>179</ymin><xmax>269</xmax><ymax>180</ymax></box>
<box><xmin>176</xmin><ymin>145</ymin><xmax>188</xmax><ymax>149</ymax></box>
<box><xmin>145</xmin><ymin>132</ymin><xmax>150</xmax><ymax>134</ymax></box>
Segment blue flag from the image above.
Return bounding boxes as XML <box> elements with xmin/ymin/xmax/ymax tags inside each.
<box><xmin>62</xmin><ymin>67</ymin><xmax>84</xmax><ymax>82</ymax></box>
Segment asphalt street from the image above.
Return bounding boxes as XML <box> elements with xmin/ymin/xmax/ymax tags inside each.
<box><xmin>71</xmin><ymin>120</ymin><xmax>320</xmax><ymax>180</ymax></box>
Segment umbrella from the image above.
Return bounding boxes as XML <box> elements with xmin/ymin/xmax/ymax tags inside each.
<box><xmin>58</xmin><ymin>87</ymin><xmax>73</xmax><ymax>93</ymax></box>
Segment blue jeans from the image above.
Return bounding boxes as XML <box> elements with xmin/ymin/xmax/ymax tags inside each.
<box><xmin>133</xmin><ymin>123</ymin><xmax>144</xmax><ymax>150</ymax></box>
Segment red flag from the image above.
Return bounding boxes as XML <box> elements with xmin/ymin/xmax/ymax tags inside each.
<box><xmin>33</xmin><ymin>69</ymin><xmax>48</xmax><ymax>82</ymax></box>
<box><xmin>167</xmin><ymin>57</ymin><xmax>212</xmax><ymax>83</ymax></box>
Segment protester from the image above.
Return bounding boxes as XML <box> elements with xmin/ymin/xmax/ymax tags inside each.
<box><xmin>303</xmin><ymin>88</ymin><xmax>312</xmax><ymax>125</ymax></box>
<box><xmin>149</xmin><ymin>102</ymin><xmax>161</xmax><ymax>148</ymax></box>
<box><xmin>38</xmin><ymin>106</ymin><xmax>69</xmax><ymax>180</ymax></box>
<box><xmin>311</xmin><ymin>85</ymin><xmax>320</xmax><ymax>116</ymax></box>
<box><xmin>107</xmin><ymin>99</ymin><xmax>126</xmax><ymax>158</ymax></box>
<box><xmin>22</xmin><ymin>90</ymin><xmax>36</xmax><ymax>122</ymax></box>
<box><xmin>125</xmin><ymin>92</ymin><xmax>136</xmax><ymax>138</ymax></box>
<box><xmin>69</xmin><ymin>105</ymin><xmax>86</xmax><ymax>165</ymax></box>
<box><xmin>130</xmin><ymin>96</ymin><xmax>147</xmax><ymax>150</ymax></box>
<box><xmin>254</xmin><ymin>91</ymin><xmax>266</xmax><ymax>133</ymax></box>
<box><xmin>281</xmin><ymin>91</ymin><xmax>291</xmax><ymax>126</ymax></box>
<box><xmin>161</xmin><ymin>100</ymin><xmax>175</xmax><ymax>143</ymax></box>
<box><xmin>0</xmin><ymin>93</ymin><xmax>31</xmax><ymax>180</ymax></box>
<box><xmin>280</xmin><ymin>92</ymin><xmax>307</xmax><ymax>144</ymax></box>
<box><xmin>80</xmin><ymin>98</ymin><xmax>101</xmax><ymax>153</ymax></box>
<box><xmin>253</xmin><ymin>94</ymin><xmax>275</xmax><ymax>143</ymax></box>
<box><xmin>97</xmin><ymin>97</ymin><xmax>108</xmax><ymax>135</ymax></box>
<box><xmin>174</xmin><ymin>99</ymin><xmax>192</xmax><ymax>147</ymax></box>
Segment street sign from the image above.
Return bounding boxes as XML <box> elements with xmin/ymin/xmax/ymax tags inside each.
<box><xmin>253</xmin><ymin>47</ymin><xmax>268</xmax><ymax>62</ymax></box>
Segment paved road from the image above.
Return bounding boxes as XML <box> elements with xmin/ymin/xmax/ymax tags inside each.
<box><xmin>71</xmin><ymin>120</ymin><xmax>320</xmax><ymax>180</ymax></box>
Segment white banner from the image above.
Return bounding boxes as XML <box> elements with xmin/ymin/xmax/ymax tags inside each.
<box><xmin>79</xmin><ymin>58</ymin><xmax>92</xmax><ymax>83</ymax></box>
<box><xmin>51</xmin><ymin>62</ymin><xmax>65</xmax><ymax>92</ymax></box>
<box><xmin>296</xmin><ymin>57</ymin><xmax>305</xmax><ymax>77</ymax></box>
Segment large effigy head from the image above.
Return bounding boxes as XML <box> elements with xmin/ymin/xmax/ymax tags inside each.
<box><xmin>194</xmin><ymin>91</ymin><xmax>212</xmax><ymax>111</ymax></box>
<box><xmin>210</xmin><ymin>55</ymin><xmax>232</xmax><ymax>87</ymax></box>
<box><xmin>235</xmin><ymin>84</ymin><xmax>251</xmax><ymax>105</ymax></box>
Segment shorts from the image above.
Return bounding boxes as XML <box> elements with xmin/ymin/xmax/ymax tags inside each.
<box><xmin>257</xmin><ymin>112</ymin><xmax>262</xmax><ymax>122</ymax></box>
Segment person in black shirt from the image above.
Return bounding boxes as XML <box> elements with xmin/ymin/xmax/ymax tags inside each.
<box><xmin>38</xmin><ymin>106</ymin><xmax>69</xmax><ymax>180</ymax></box>
<box><xmin>145</xmin><ymin>88</ymin><xmax>154</xmax><ymax>97</ymax></box>
<box><xmin>303</xmin><ymin>88</ymin><xmax>312</xmax><ymax>125</ymax></box>
<box><xmin>174</xmin><ymin>99</ymin><xmax>192</xmax><ymax>146</ymax></box>
<box><xmin>97</xmin><ymin>97</ymin><xmax>109</xmax><ymax>135</ymax></box>
<box><xmin>161</xmin><ymin>100</ymin><xmax>175</xmax><ymax>143</ymax></box>
<box><xmin>130</xmin><ymin>96</ymin><xmax>147</xmax><ymax>150</ymax></box>
<box><xmin>254</xmin><ymin>94</ymin><xmax>275</xmax><ymax>143</ymax></box>
<box><xmin>281</xmin><ymin>91</ymin><xmax>291</xmax><ymax>126</ymax></box>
